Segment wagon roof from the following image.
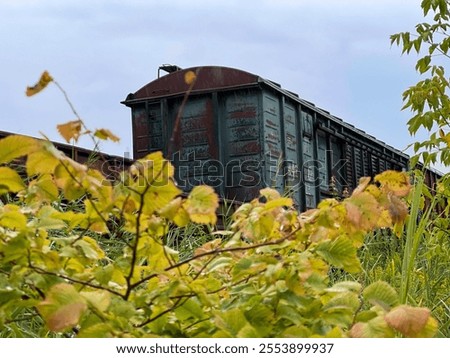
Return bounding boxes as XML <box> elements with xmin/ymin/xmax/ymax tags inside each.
<box><xmin>122</xmin><ymin>66</ymin><xmax>260</xmax><ymax>104</ymax></box>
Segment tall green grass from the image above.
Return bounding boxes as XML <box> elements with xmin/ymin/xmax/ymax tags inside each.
<box><xmin>331</xmin><ymin>171</ymin><xmax>450</xmax><ymax>337</ymax></box>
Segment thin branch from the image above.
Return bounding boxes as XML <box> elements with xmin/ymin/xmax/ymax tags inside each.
<box><xmin>53</xmin><ymin>80</ymin><xmax>83</xmax><ymax>121</ymax></box>
<box><xmin>124</xmin><ymin>161</ymin><xmax>168</xmax><ymax>299</ymax></box>
<box><xmin>29</xmin><ymin>264</ymin><xmax>124</xmax><ymax>298</ymax></box>
<box><xmin>136</xmin><ymin>297</ymin><xmax>184</xmax><ymax>328</ymax></box>
<box><xmin>167</xmin><ymin>68</ymin><xmax>200</xmax><ymax>158</ymax></box>
<box><xmin>130</xmin><ymin>227</ymin><xmax>300</xmax><ymax>289</ymax></box>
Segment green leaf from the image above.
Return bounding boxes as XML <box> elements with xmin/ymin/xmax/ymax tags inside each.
<box><xmin>413</xmin><ymin>38</ymin><xmax>422</xmax><ymax>53</ymax></box>
<box><xmin>37</xmin><ymin>283</ymin><xmax>87</xmax><ymax>332</ymax></box>
<box><xmin>326</xmin><ymin>281</ymin><xmax>362</xmax><ymax>293</ymax></box>
<box><xmin>35</xmin><ymin>206</ymin><xmax>66</xmax><ymax>229</ymax></box>
<box><xmin>77</xmin><ymin>323</ymin><xmax>113</xmax><ymax>338</ymax></box>
<box><xmin>28</xmin><ymin>174</ymin><xmax>59</xmax><ymax>204</ymax></box>
<box><xmin>315</xmin><ymin>236</ymin><xmax>361</xmax><ymax>273</ymax></box>
<box><xmin>74</xmin><ymin>236</ymin><xmax>105</xmax><ymax>260</ymax></box>
<box><xmin>214</xmin><ymin>308</ymin><xmax>249</xmax><ymax>337</ymax></box>
<box><xmin>350</xmin><ymin>316</ymin><xmax>395</xmax><ymax>338</ymax></box>
<box><xmin>363</xmin><ymin>281</ymin><xmax>399</xmax><ymax>310</ymax></box>
<box><xmin>80</xmin><ymin>291</ymin><xmax>111</xmax><ymax>312</ymax></box>
<box><xmin>322</xmin><ymin>291</ymin><xmax>360</xmax><ymax>326</ymax></box>
<box><xmin>175</xmin><ymin>297</ymin><xmax>206</xmax><ymax>321</ymax></box>
<box><xmin>94</xmin><ymin>264</ymin><xmax>114</xmax><ymax>285</ymax></box>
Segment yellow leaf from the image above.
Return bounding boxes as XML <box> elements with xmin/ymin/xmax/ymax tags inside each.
<box><xmin>159</xmin><ymin>197</ymin><xmax>190</xmax><ymax>227</ymax></box>
<box><xmin>194</xmin><ymin>238</ymin><xmax>222</xmax><ymax>256</ymax></box>
<box><xmin>54</xmin><ymin>163</ymin><xmax>85</xmax><ymax>200</ymax></box>
<box><xmin>80</xmin><ymin>291</ymin><xmax>111</xmax><ymax>313</ymax></box>
<box><xmin>387</xmin><ymin>193</ymin><xmax>408</xmax><ymax>224</ymax></box>
<box><xmin>37</xmin><ymin>283</ymin><xmax>87</xmax><ymax>332</ymax></box>
<box><xmin>184</xmin><ymin>185</ymin><xmax>219</xmax><ymax>225</ymax></box>
<box><xmin>0</xmin><ymin>167</ymin><xmax>26</xmax><ymax>194</ymax></box>
<box><xmin>260</xmin><ymin>187</ymin><xmax>281</xmax><ymax>200</ymax></box>
<box><xmin>142</xmin><ymin>182</ymin><xmax>182</xmax><ymax>215</ymax></box>
<box><xmin>184</xmin><ymin>70</ymin><xmax>197</xmax><ymax>85</ymax></box>
<box><xmin>26</xmin><ymin>70</ymin><xmax>53</xmax><ymax>96</ymax></box>
<box><xmin>345</xmin><ymin>192</ymin><xmax>381</xmax><ymax>231</ymax></box>
<box><xmin>375</xmin><ymin>170</ymin><xmax>411</xmax><ymax>197</ymax></box>
<box><xmin>57</xmin><ymin>120</ymin><xmax>83</xmax><ymax>143</ymax></box>
<box><xmin>0</xmin><ymin>204</ymin><xmax>27</xmax><ymax>229</ymax></box>
<box><xmin>94</xmin><ymin>128</ymin><xmax>120</xmax><ymax>142</ymax></box>
<box><xmin>74</xmin><ymin>236</ymin><xmax>106</xmax><ymax>259</ymax></box>
<box><xmin>0</xmin><ymin>135</ymin><xmax>41</xmax><ymax>164</ymax></box>
<box><xmin>28</xmin><ymin>174</ymin><xmax>59</xmax><ymax>204</ymax></box>
<box><xmin>26</xmin><ymin>148</ymin><xmax>60</xmax><ymax>176</ymax></box>
<box><xmin>443</xmin><ymin>133</ymin><xmax>450</xmax><ymax>147</ymax></box>
<box><xmin>132</xmin><ymin>151</ymin><xmax>175</xmax><ymax>185</ymax></box>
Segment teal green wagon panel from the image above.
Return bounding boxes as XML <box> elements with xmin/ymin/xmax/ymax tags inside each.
<box><xmin>283</xmin><ymin>101</ymin><xmax>301</xmax><ymax>206</ymax></box>
<box><xmin>262</xmin><ymin>91</ymin><xmax>283</xmax><ymax>191</ymax></box>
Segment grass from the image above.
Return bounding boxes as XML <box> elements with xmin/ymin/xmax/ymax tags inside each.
<box><xmin>329</xmin><ymin>172</ymin><xmax>450</xmax><ymax>337</ymax></box>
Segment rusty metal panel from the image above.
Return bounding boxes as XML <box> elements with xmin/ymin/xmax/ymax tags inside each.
<box><xmin>170</xmin><ymin>96</ymin><xmax>218</xmax><ymax>191</ymax></box>
<box><xmin>127</xmin><ymin>66</ymin><xmax>260</xmax><ymax>102</ymax></box>
<box><xmin>132</xmin><ymin>104</ymin><xmax>149</xmax><ymax>159</ymax></box>
<box><xmin>223</xmin><ymin>91</ymin><xmax>262</xmax><ymax>201</ymax></box>
<box><xmin>131</xmin><ymin>102</ymin><xmax>163</xmax><ymax>159</ymax></box>
<box><xmin>147</xmin><ymin>103</ymin><xmax>163</xmax><ymax>152</ymax></box>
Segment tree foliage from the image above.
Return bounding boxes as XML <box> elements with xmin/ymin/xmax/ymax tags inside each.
<box><xmin>391</xmin><ymin>0</ymin><xmax>450</xmax><ymax>167</ymax></box>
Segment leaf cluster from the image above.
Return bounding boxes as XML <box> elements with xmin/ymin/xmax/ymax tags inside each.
<box><xmin>0</xmin><ymin>132</ymin><xmax>437</xmax><ymax>337</ymax></box>
<box><xmin>391</xmin><ymin>0</ymin><xmax>450</xmax><ymax>167</ymax></box>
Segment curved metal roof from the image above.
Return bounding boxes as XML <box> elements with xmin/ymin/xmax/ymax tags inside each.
<box><xmin>123</xmin><ymin>66</ymin><xmax>260</xmax><ymax>104</ymax></box>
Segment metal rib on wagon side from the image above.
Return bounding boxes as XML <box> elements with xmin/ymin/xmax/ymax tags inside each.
<box><xmin>122</xmin><ymin>65</ymin><xmax>410</xmax><ymax>211</ymax></box>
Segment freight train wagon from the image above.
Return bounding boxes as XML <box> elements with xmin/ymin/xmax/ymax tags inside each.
<box><xmin>122</xmin><ymin>65</ymin><xmax>411</xmax><ymax>211</ymax></box>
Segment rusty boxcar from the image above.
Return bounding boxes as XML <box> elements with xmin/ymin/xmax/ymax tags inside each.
<box><xmin>122</xmin><ymin>65</ymin><xmax>413</xmax><ymax>211</ymax></box>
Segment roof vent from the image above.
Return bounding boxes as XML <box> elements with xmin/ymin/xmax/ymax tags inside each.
<box><xmin>158</xmin><ymin>64</ymin><xmax>182</xmax><ymax>78</ymax></box>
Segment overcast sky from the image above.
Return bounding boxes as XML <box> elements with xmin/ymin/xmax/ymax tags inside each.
<box><xmin>1</xmin><ymin>0</ymin><xmax>434</xmax><ymax>169</ymax></box>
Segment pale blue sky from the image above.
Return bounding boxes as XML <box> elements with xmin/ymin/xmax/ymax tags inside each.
<box><xmin>1</xmin><ymin>0</ymin><xmax>432</xmax><ymax>167</ymax></box>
